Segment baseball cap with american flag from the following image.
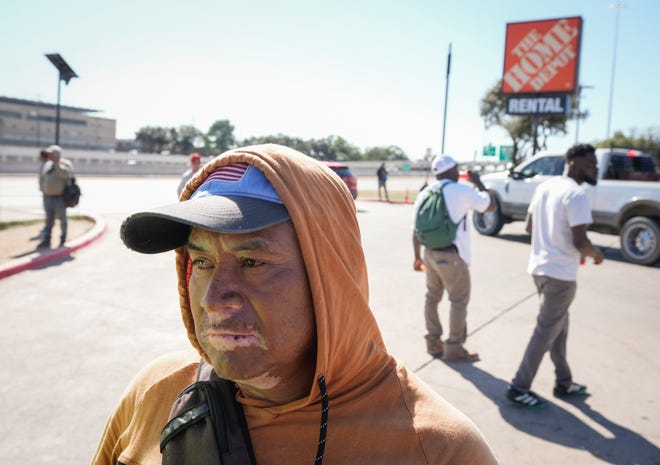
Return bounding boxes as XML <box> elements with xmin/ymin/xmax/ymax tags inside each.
<box><xmin>120</xmin><ymin>163</ymin><xmax>290</xmax><ymax>254</ymax></box>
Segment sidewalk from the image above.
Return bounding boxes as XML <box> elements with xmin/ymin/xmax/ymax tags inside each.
<box><xmin>0</xmin><ymin>210</ymin><xmax>106</xmax><ymax>279</ymax></box>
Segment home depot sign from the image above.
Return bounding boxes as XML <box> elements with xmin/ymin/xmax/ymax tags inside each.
<box><xmin>502</xmin><ymin>16</ymin><xmax>582</xmax><ymax>94</ymax></box>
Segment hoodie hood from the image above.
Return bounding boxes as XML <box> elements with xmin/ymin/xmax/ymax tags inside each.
<box><xmin>174</xmin><ymin>144</ymin><xmax>394</xmax><ymax>413</ymax></box>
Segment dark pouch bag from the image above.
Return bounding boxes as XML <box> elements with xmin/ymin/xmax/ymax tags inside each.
<box><xmin>63</xmin><ymin>176</ymin><xmax>81</xmax><ymax>208</ymax></box>
<box><xmin>160</xmin><ymin>360</ymin><xmax>257</xmax><ymax>465</ymax></box>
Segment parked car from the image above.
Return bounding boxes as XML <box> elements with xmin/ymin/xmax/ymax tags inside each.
<box><xmin>473</xmin><ymin>148</ymin><xmax>660</xmax><ymax>266</ymax></box>
<box><xmin>324</xmin><ymin>161</ymin><xmax>358</xmax><ymax>199</ymax></box>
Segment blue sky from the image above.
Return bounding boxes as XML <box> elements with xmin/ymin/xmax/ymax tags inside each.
<box><xmin>2</xmin><ymin>0</ymin><xmax>658</xmax><ymax>161</ymax></box>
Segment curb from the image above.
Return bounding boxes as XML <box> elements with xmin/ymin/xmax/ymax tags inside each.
<box><xmin>359</xmin><ymin>198</ymin><xmax>413</xmax><ymax>205</ymax></box>
<box><xmin>0</xmin><ymin>213</ymin><xmax>107</xmax><ymax>280</ymax></box>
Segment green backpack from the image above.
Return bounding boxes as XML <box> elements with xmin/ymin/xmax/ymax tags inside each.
<box><xmin>414</xmin><ymin>182</ymin><xmax>463</xmax><ymax>249</ymax></box>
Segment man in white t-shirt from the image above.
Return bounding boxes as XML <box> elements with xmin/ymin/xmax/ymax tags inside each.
<box><xmin>507</xmin><ymin>144</ymin><xmax>604</xmax><ymax>408</ymax></box>
<box><xmin>412</xmin><ymin>155</ymin><xmax>495</xmax><ymax>362</ymax></box>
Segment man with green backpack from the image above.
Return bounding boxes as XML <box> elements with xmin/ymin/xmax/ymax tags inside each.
<box><xmin>413</xmin><ymin>154</ymin><xmax>495</xmax><ymax>362</ymax></box>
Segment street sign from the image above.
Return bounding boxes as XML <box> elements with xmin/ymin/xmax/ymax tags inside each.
<box><xmin>499</xmin><ymin>145</ymin><xmax>514</xmax><ymax>161</ymax></box>
<box><xmin>483</xmin><ymin>144</ymin><xmax>496</xmax><ymax>157</ymax></box>
<box><xmin>501</xmin><ymin>17</ymin><xmax>582</xmax><ymax>94</ymax></box>
<box><xmin>506</xmin><ymin>94</ymin><xmax>570</xmax><ymax>115</ymax></box>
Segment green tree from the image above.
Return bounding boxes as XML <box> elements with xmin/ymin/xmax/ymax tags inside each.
<box><xmin>480</xmin><ymin>80</ymin><xmax>577</xmax><ymax>165</ymax></box>
<box><xmin>327</xmin><ymin>135</ymin><xmax>361</xmax><ymax>161</ymax></box>
<box><xmin>364</xmin><ymin>145</ymin><xmax>408</xmax><ymax>161</ymax></box>
<box><xmin>240</xmin><ymin>134</ymin><xmax>309</xmax><ymax>155</ymax></box>
<box><xmin>206</xmin><ymin>119</ymin><xmax>236</xmax><ymax>154</ymax></box>
<box><xmin>307</xmin><ymin>138</ymin><xmax>337</xmax><ymax>160</ymax></box>
<box><xmin>240</xmin><ymin>134</ymin><xmax>362</xmax><ymax>160</ymax></box>
<box><xmin>594</xmin><ymin>127</ymin><xmax>660</xmax><ymax>167</ymax></box>
<box><xmin>135</xmin><ymin>126</ymin><xmax>173</xmax><ymax>154</ymax></box>
<box><xmin>593</xmin><ymin>127</ymin><xmax>660</xmax><ymax>153</ymax></box>
<box><xmin>171</xmin><ymin>125</ymin><xmax>204</xmax><ymax>154</ymax></box>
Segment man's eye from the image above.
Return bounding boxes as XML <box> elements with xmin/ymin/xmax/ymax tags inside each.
<box><xmin>241</xmin><ymin>258</ymin><xmax>263</xmax><ymax>268</ymax></box>
<box><xmin>191</xmin><ymin>258</ymin><xmax>212</xmax><ymax>269</ymax></box>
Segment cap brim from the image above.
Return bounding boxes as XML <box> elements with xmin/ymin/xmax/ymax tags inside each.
<box><xmin>120</xmin><ymin>195</ymin><xmax>290</xmax><ymax>254</ymax></box>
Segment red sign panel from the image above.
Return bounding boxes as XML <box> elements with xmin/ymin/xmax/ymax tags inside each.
<box><xmin>502</xmin><ymin>16</ymin><xmax>582</xmax><ymax>94</ymax></box>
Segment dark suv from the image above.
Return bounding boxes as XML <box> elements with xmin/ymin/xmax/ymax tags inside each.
<box><xmin>324</xmin><ymin>162</ymin><xmax>358</xmax><ymax>199</ymax></box>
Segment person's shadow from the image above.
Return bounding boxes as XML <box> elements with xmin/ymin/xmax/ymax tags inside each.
<box><xmin>442</xmin><ymin>362</ymin><xmax>660</xmax><ymax>464</ymax></box>
<box><xmin>495</xmin><ymin>232</ymin><xmax>660</xmax><ymax>268</ymax></box>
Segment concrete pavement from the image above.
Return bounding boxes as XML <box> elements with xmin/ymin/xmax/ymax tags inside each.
<box><xmin>0</xmin><ymin>212</ymin><xmax>107</xmax><ymax>279</ymax></box>
<box><xmin>0</xmin><ymin>175</ymin><xmax>658</xmax><ymax>465</ymax></box>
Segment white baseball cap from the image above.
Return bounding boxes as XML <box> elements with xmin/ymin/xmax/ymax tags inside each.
<box><xmin>431</xmin><ymin>154</ymin><xmax>457</xmax><ymax>175</ymax></box>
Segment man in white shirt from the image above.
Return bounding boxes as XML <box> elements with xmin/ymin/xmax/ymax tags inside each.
<box><xmin>507</xmin><ymin>144</ymin><xmax>604</xmax><ymax>408</ymax></box>
<box><xmin>412</xmin><ymin>155</ymin><xmax>495</xmax><ymax>362</ymax></box>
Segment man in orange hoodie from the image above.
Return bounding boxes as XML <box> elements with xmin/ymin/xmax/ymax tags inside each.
<box><xmin>91</xmin><ymin>144</ymin><xmax>498</xmax><ymax>465</ymax></box>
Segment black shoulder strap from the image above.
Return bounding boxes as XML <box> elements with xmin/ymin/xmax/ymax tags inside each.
<box><xmin>202</xmin><ymin>360</ymin><xmax>257</xmax><ymax>465</ymax></box>
<box><xmin>160</xmin><ymin>359</ymin><xmax>257</xmax><ymax>465</ymax></box>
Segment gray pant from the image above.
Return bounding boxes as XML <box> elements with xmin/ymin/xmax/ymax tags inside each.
<box><xmin>378</xmin><ymin>180</ymin><xmax>389</xmax><ymax>200</ymax></box>
<box><xmin>423</xmin><ymin>247</ymin><xmax>470</xmax><ymax>345</ymax></box>
<box><xmin>43</xmin><ymin>195</ymin><xmax>67</xmax><ymax>243</ymax></box>
<box><xmin>512</xmin><ymin>275</ymin><xmax>577</xmax><ymax>392</ymax></box>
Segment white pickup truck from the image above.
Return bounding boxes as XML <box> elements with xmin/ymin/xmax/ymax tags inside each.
<box><xmin>473</xmin><ymin>148</ymin><xmax>660</xmax><ymax>266</ymax></box>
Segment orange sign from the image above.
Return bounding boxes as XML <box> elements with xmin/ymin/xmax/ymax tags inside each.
<box><xmin>502</xmin><ymin>16</ymin><xmax>582</xmax><ymax>94</ymax></box>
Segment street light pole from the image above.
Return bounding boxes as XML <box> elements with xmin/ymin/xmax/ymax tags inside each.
<box><xmin>606</xmin><ymin>2</ymin><xmax>626</xmax><ymax>141</ymax></box>
<box><xmin>441</xmin><ymin>43</ymin><xmax>452</xmax><ymax>154</ymax></box>
<box><xmin>45</xmin><ymin>53</ymin><xmax>78</xmax><ymax>146</ymax></box>
<box><xmin>55</xmin><ymin>76</ymin><xmax>62</xmax><ymax>145</ymax></box>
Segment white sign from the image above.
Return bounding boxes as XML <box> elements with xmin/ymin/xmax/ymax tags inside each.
<box><xmin>506</xmin><ymin>95</ymin><xmax>570</xmax><ymax>115</ymax></box>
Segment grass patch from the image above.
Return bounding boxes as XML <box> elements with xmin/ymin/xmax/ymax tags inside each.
<box><xmin>359</xmin><ymin>189</ymin><xmax>421</xmax><ymax>203</ymax></box>
<box><xmin>0</xmin><ymin>215</ymin><xmax>90</xmax><ymax>230</ymax></box>
<box><xmin>0</xmin><ymin>219</ymin><xmax>43</xmax><ymax>230</ymax></box>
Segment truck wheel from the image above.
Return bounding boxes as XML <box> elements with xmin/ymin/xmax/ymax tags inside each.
<box><xmin>473</xmin><ymin>199</ymin><xmax>504</xmax><ymax>236</ymax></box>
<box><xmin>620</xmin><ymin>216</ymin><xmax>660</xmax><ymax>266</ymax></box>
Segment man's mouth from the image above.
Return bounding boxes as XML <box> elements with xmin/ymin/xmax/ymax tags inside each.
<box><xmin>205</xmin><ymin>328</ymin><xmax>265</xmax><ymax>350</ymax></box>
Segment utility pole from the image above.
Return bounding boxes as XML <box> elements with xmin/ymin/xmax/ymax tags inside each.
<box><xmin>606</xmin><ymin>2</ymin><xmax>626</xmax><ymax>140</ymax></box>
<box><xmin>441</xmin><ymin>43</ymin><xmax>452</xmax><ymax>154</ymax></box>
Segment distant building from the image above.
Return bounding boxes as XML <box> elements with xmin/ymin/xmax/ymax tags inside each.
<box><xmin>0</xmin><ymin>96</ymin><xmax>116</xmax><ymax>150</ymax></box>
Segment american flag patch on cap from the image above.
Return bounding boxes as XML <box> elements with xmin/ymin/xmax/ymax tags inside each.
<box><xmin>190</xmin><ymin>161</ymin><xmax>283</xmax><ymax>204</ymax></box>
<box><xmin>203</xmin><ymin>163</ymin><xmax>249</xmax><ymax>184</ymax></box>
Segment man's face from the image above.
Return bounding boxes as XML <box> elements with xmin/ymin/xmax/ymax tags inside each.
<box><xmin>186</xmin><ymin>221</ymin><xmax>317</xmax><ymax>402</ymax></box>
<box><xmin>191</xmin><ymin>160</ymin><xmax>201</xmax><ymax>171</ymax></box>
<box><xmin>576</xmin><ymin>151</ymin><xmax>598</xmax><ymax>186</ymax></box>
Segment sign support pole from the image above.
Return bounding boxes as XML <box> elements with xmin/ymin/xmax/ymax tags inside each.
<box><xmin>532</xmin><ymin>115</ymin><xmax>539</xmax><ymax>155</ymax></box>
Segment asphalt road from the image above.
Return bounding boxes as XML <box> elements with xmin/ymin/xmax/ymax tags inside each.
<box><xmin>0</xmin><ymin>174</ymin><xmax>658</xmax><ymax>465</ymax></box>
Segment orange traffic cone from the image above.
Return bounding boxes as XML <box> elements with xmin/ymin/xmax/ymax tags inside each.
<box><xmin>404</xmin><ymin>188</ymin><xmax>409</xmax><ymax>204</ymax></box>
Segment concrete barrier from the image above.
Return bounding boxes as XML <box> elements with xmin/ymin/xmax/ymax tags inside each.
<box><xmin>0</xmin><ymin>145</ymin><xmax>189</xmax><ymax>175</ymax></box>
<box><xmin>1</xmin><ymin>145</ymin><xmax>510</xmax><ymax>176</ymax></box>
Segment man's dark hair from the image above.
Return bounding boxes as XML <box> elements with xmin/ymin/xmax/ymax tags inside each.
<box><xmin>566</xmin><ymin>144</ymin><xmax>596</xmax><ymax>161</ymax></box>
